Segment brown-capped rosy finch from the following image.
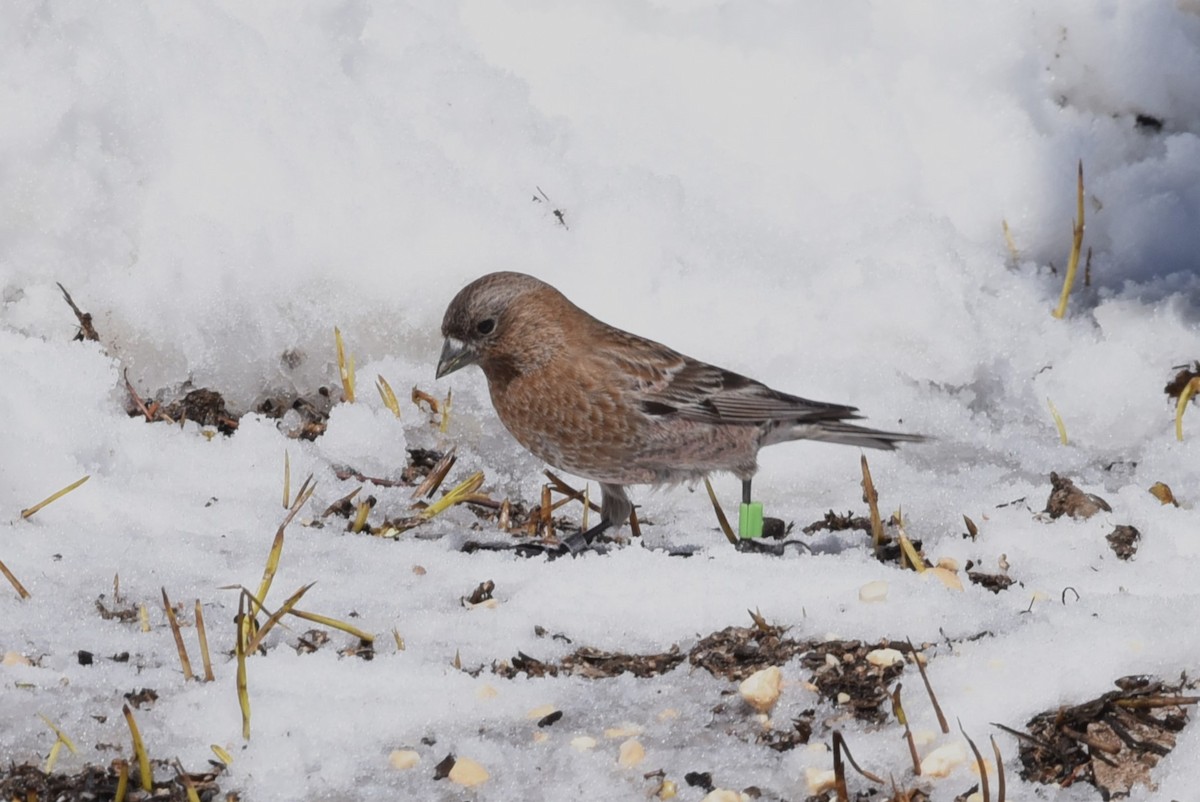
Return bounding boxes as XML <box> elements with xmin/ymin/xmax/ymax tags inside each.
<box><xmin>437</xmin><ymin>271</ymin><xmax>923</xmax><ymax>553</ymax></box>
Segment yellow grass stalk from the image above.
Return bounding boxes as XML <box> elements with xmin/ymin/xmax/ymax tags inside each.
<box><xmin>288</xmin><ymin>608</ymin><xmax>375</xmax><ymax>642</ymax></box>
<box><xmin>20</xmin><ymin>475</ymin><xmax>90</xmax><ymax>519</ymax></box>
<box><xmin>860</xmin><ymin>456</ymin><xmax>885</xmax><ymax>555</ymax></box>
<box><xmin>235</xmin><ymin>594</ymin><xmax>251</xmax><ymax>740</ymax></box>
<box><xmin>210</xmin><ymin>744</ymin><xmax>234</xmax><ymax>765</ymax></box>
<box><xmin>335</xmin><ymin>327</ymin><xmax>356</xmax><ymax>402</ymax></box>
<box><xmin>174</xmin><ymin>759</ymin><xmax>202</xmax><ymax>802</ymax></box>
<box><xmin>701</xmin><ymin>477</ymin><xmax>738</xmax><ymax>545</ymax></box>
<box><xmin>1051</xmin><ymin>161</ymin><xmax>1085</xmax><ymax>319</ymax></box>
<box><xmin>376</xmin><ymin>375</ymin><xmax>401</xmax><ymax>418</ymax></box>
<box><xmin>245</xmin><ymin>583</ymin><xmax>316</xmax><ymax>654</ymax></box>
<box><xmin>283</xmin><ymin>450</ymin><xmax>291</xmax><ymax>508</ymax></box>
<box><xmin>161</xmin><ymin>588</ymin><xmax>194</xmax><ymax>681</ymax></box>
<box><xmin>0</xmin><ymin>558</ymin><xmax>30</xmax><ymax>599</ymax></box>
<box><xmin>439</xmin><ymin>388</ymin><xmax>453</xmax><ymax>433</ymax></box>
<box><xmin>114</xmin><ymin>759</ymin><xmax>129</xmax><ymax>802</ymax></box>
<box><xmin>1175</xmin><ymin>377</ymin><xmax>1200</xmax><ymax>440</ymax></box>
<box><xmin>195</xmin><ymin>600</ymin><xmax>215</xmax><ymax>682</ymax></box>
<box><xmin>1046</xmin><ymin>398</ymin><xmax>1069</xmax><ymax>444</ymax></box>
<box><xmin>421</xmin><ymin>471</ymin><xmax>485</xmax><ymax>519</ymax></box>
<box><xmin>122</xmin><ymin>704</ymin><xmax>153</xmax><ymax>791</ymax></box>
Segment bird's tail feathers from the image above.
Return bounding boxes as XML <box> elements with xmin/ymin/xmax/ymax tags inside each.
<box><xmin>768</xmin><ymin>420</ymin><xmax>926</xmax><ymax>450</ymax></box>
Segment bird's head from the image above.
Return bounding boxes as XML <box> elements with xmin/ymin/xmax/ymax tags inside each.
<box><xmin>437</xmin><ymin>271</ymin><xmax>562</xmax><ymax>381</ymax></box>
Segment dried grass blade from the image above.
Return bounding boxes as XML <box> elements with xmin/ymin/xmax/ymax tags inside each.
<box><xmin>421</xmin><ymin>471</ymin><xmax>485</xmax><ymax>519</ymax></box>
<box><xmin>702</xmin><ymin>477</ymin><xmax>737</xmax><ymax>545</ymax></box>
<box><xmin>161</xmin><ymin>587</ymin><xmax>194</xmax><ymax>681</ymax></box>
<box><xmin>245</xmin><ymin>582</ymin><xmax>316</xmax><ymax>653</ymax></box>
<box><xmin>288</xmin><ymin>607</ymin><xmax>374</xmax><ymax>642</ymax></box>
<box><xmin>0</xmin><ymin>558</ymin><xmax>31</xmax><ymax>599</ymax></box>
<box><xmin>195</xmin><ymin>600</ymin><xmax>215</xmax><ymax>682</ymax></box>
<box><xmin>21</xmin><ymin>475</ymin><xmax>90</xmax><ymax>519</ymax></box>
<box><xmin>122</xmin><ymin>704</ymin><xmax>154</xmax><ymax>791</ymax></box>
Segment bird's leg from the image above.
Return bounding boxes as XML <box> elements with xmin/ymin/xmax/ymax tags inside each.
<box><xmin>742</xmin><ymin>479</ymin><xmax>752</xmax><ymax>505</ymax></box>
<box><xmin>561</xmin><ymin>518</ymin><xmax>612</xmax><ymax>555</ymax></box>
<box><xmin>560</xmin><ymin>483</ymin><xmax>631</xmax><ymax>556</ymax></box>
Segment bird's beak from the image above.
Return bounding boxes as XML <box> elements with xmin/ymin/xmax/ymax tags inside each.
<box><xmin>436</xmin><ymin>337</ymin><xmax>477</xmax><ymax>379</ymax></box>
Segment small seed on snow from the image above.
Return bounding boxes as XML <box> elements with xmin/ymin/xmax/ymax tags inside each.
<box><xmin>475</xmin><ymin>684</ymin><xmax>498</xmax><ymax>700</ymax></box>
<box><xmin>738</xmin><ymin>666</ymin><xmax>782</xmax><ymax>712</ymax></box>
<box><xmin>448</xmin><ymin>757</ymin><xmax>489</xmax><ymax>787</ymax></box>
<box><xmin>604</xmin><ymin>724</ymin><xmax>643</xmax><ymax>739</ymax></box>
<box><xmin>617</xmin><ymin>738</ymin><xmax>645</xmax><ymax>767</ymax></box>
<box><xmin>570</xmin><ymin>736</ymin><xmax>597</xmax><ymax>751</ymax></box>
<box><xmin>658</xmin><ymin>779</ymin><xmax>678</xmax><ymax>799</ymax></box>
<box><xmin>858</xmin><ymin>579</ymin><xmax>888</xmax><ymax>602</ymax></box>
<box><xmin>937</xmin><ymin>557</ymin><xmax>959</xmax><ymax>572</ymax></box>
<box><xmin>701</xmin><ymin>790</ymin><xmax>746</xmax><ymax>802</ymax></box>
<box><xmin>532</xmin><ymin>731</ymin><xmax>550</xmax><ymax>744</ymax></box>
<box><xmin>920</xmin><ymin>741</ymin><xmax>968</xmax><ymax>777</ymax></box>
<box><xmin>805</xmin><ymin>768</ymin><xmax>837</xmax><ymax>794</ymax></box>
<box><xmin>412</xmin><ymin>565</ymin><xmax>426</xmax><ymax>575</ymax></box>
<box><xmin>657</xmin><ymin>708</ymin><xmax>680</xmax><ymax>721</ymax></box>
<box><xmin>525</xmin><ymin>704</ymin><xmax>557</xmax><ymax>720</ymax></box>
<box><xmin>836</xmin><ymin>692</ymin><xmax>851</xmax><ymax>705</ymax></box>
<box><xmin>388</xmin><ymin>750</ymin><xmax>420</xmax><ymax>770</ymax></box>
<box><xmin>2</xmin><ymin>652</ymin><xmax>32</xmax><ymax>667</ymax></box>
<box><xmin>866</xmin><ymin>648</ymin><xmax>905</xmax><ymax>668</ymax></box>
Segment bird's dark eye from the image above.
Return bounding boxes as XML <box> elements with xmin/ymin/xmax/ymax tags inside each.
<box><xmin>476</xmin><ymin>318</ymin><xmax>496</xmax><ymax>335</ymax></box>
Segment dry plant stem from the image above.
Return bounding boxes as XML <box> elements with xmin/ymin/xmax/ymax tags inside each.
<box><xmin>1176</xmin><ymin>377</ymin><xmax>1200</xmax><ymax>440</ymax></box>
<box><xmin>1046</xmin><ymin>398</ymin><xmax>1069</xmax><ymax>444</ymax></box>
<box><xmin>195</xmin><ymin>600</ymin><xmax>215</xmax><ymax>682</ymax></box>
<box><xmin>251</xmin><ymin>475</ymin><xmax>315</xmax><ymax>626</ymax></box>
<box><xmin>860</xmin><ymin>456</ymin><xmax>885</xmax><ymax>555</ymax></box>
<box><xmin>283</xmin><ymin>450</ymin><xmax>291</xmax><ymax>508</ymax></box>
<box><xmin>411</xmin><ymin>387</ymin><xmax>440</xmax><ymax>415</ymax></box>
<box><xmin>439</xmin><ymin>387</ymin><xmax>452</xmax><ymax>433</ymax></box>
<box><xmin>322</xmin><ymin>486</ymin><xmax>361</xmax><ymax>517</ymax></box>
<box><xmin>832</xmin><ymin>731</ymin><xmax>884</xmax><ymax>791</ymax></box>
<box><xmin>289</xmin><ymin>607</ymin><xmax>375</xmax><ymax>642</ymax></box>
<box><xmin>1001</xmin><ymin>220</ymin><xmax>1019</xmax><ymax>264</ymax></box>
<box><xmin>1052</xmin><ymin>160</ymin><xmax>1085</xmax><ymax>319</ymax></box>
<box><xmin>702</xmin><ymin>476</ymin><xmax>738</xmax><ymax>545</ymax></box>
<box><xmin>896</xmin><ymin>525</ymin><xmax>925</xmax><ymax>573</ymax></box>
<box><xmin>236</xmin><ymin>594</ymin><xmax>251</xmax><ymax>740</ymax></box>
<box><xmin>421</xmin><ymin>471</ymin><xmax>485</xmax><ymax>519</ymax></box>
<box><xmin>541</xmin><ymin>483</ymin><xmax>553</xmax><ymax>539</ymax></box>
<box><xmin>174</xmin><ymin>759</ymin><xmax>202</xmax><ymax>802</ymax></box>
<box><xmin>0</xmin><ymin>557</ymin><xmax>31</xmax><ymax>599</ymax></box>
<box><xmin>1114</xmin><ymin>694</ymin><xmax>1199</xmax><ymax>709</ymax></box>
<box><xmin>990</xmin><ymin>735</ymin><xmax>1006</xmax><ymax>802</ymax></box>
<box><xmin>114</xmin><ymin>760</ymin><xmax>129</xmax><ymax>802</ymax></box>
<box><xmin>334</xmin><ymin>327</ymin><xmax>355</xmax><ymax>402</ymax></box>
<box><xmin>412</xmin><ymin>447</ymin><xmax>457</xmax><ymax>499</ymax></box>
<box><xmin>245</xmin><ymin>582</ymin><xmax>316</xmax><ymax>653</ymax></box>
<box><xmin>20</xmin><ymin>474</ymin><xmax>90</xmax><ymax>519</ymax></box>
<box><xmin>907</xmin><ymin>638</ymin><xmax>949</xmax><ymax>733</ymax></box>
<box><xmin>959</xmin><ymin>720</ymin><xmax>990</xmax><ymax>802</ymax></box>
<box><xmin>161</xmin><ymin>588</ymin><xmax>194</xmax><ymax>681</ymax></box>
<box><xmin>890</xmin><ymin>684</ymin><xmax>921</xmax><ymax>775</ymax></box>
<box><xmin>629</xmin><ymin>507</ymin><xmax>642</xmax><ymax>538</ymax></box>
<box><xmin>376</xmin><ymin>375</ymin><xmax>402</xmax><ymax>417</ymax></box>
<box><xmin>122</xmin><ymin>704</ymin><xmax>154</xmax><ymax>791</ymax></box>
<box><xmin>543</xmin><ymin>470</ymin><xmax>603</xmax><ymax>513</ymax></box>
<box><xmin>57</xmin><ymin>282</ymin><xmax>100</xmax><ymax>341</ymax></box>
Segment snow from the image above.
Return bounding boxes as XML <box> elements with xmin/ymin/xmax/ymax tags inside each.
<box><xmin>3</xmin><ymin>1</ymin><xmax>1199</xmax><ymax>800</ymax></box>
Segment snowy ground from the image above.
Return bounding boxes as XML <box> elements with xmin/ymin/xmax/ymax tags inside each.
<box><xmin>3</xmin><ymin>2</ymin><xmax>1200</xmax><ymax>800</ymax></box>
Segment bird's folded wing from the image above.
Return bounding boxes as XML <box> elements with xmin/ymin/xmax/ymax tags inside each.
<box><xmin>600</xmin><ymin>334</ymin><xmax>860</xmax><ymax>426</ymax></box>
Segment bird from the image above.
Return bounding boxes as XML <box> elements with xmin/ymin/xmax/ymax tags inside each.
<box><xmin>437</xmin><ymin>271</ymin><xmax>923</xmax><ymax>553</ymax></box>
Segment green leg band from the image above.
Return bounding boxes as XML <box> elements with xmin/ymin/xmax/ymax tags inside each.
<box><xmin>739</xmin><ymin>502</ymin><xmax>764</xmax><ymax>539</ymax></box>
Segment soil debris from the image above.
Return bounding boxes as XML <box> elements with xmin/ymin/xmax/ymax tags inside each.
<box><xmin>1044</xmin><ymin>472</ymin><xmax>1112</xmax><ymax>520</ymax></box>
<box><xmin>802</xmin><ymin>510</ymin><xmax>872</xmax><ymax>535</ymax></box>
<box><xmin>1106</xmin><ymin>525</ymin><xmax>1141</xmax><ymax>561</ymax></box>
<box><xmin>0</xmin><ymin>761</ymin><xmax>232</xmax><ymax>801</ymax></box>
<box><xmin>1164</xmin><ymin>361</ymin><xmax>1200</xmax><ymax>401</ymax></box>
<box><xmin>1008</xmin><ymin>674</ymin><xmax>1197</xmax><ymax>798</ymax></box>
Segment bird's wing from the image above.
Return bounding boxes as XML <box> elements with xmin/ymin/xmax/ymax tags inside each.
<box><xmin>598</xmin><ymin>330</ymin><xmax>860</xmax><ymax>426</ymax></box>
